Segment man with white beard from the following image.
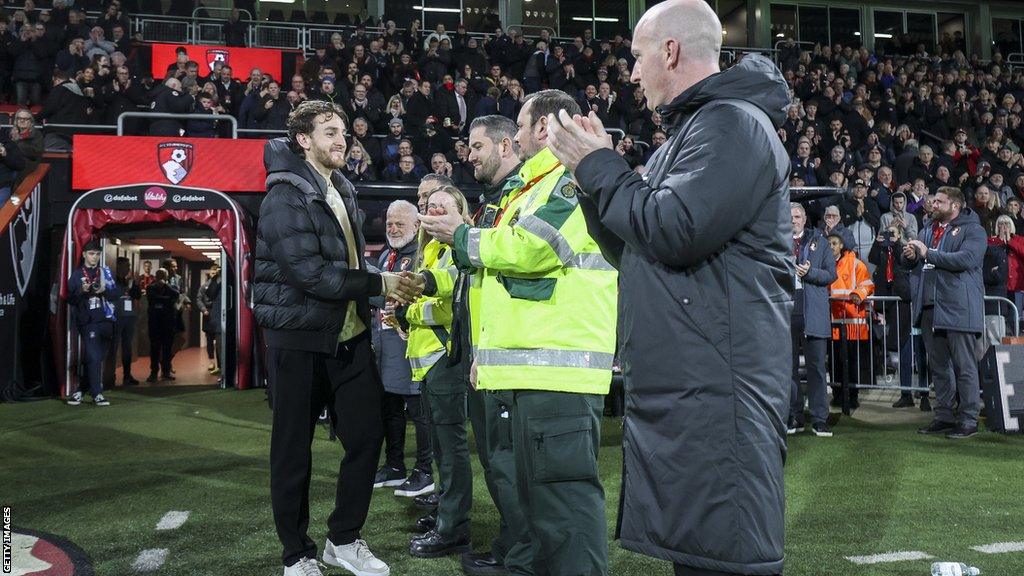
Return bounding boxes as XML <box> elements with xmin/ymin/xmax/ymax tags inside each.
<box><xmin>371</xmin><ymin>200</ymin><xmax>436</xmax><ymax>500</ymax></box>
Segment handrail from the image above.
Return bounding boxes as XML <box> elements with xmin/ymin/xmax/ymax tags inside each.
<box><xmin>985</xmin><ymin>295</ymin><xmax>1021</xmax><ymax>337</ymax></box>
<box><xmin>0</xmin><ymin>163</ymin><xmax>49</xmax><ymax>233</ymax></box>
<box><xmin>117</xmin><ymin>111</ymin><xmax>238</xmax><ymax>138</ymax></box>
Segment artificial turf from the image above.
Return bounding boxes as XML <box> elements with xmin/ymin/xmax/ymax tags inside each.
<box><xmin>2</xmin><ymin>385</ymin><xmax>1022</xmax><ymax>576</ymax></box>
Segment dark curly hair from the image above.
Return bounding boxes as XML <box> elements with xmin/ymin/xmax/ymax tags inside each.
<box><xmin>286</xmin><ymin>100</ymin><xmax>350</xmax><ymax>151</ymax></box>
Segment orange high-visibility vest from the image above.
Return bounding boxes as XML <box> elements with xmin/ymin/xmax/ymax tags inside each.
<box><xmin>830</xmin><ymin>251</ymin><xmax>875</xmax><ymax>340</ymax></box>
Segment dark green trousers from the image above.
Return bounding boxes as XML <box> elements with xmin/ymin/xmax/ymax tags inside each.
<box><xmin>422</xmin><ymin>359</ymin><xmax>472</xmax><ymax>537</ymax></box>
<box><xmin>511</xmin><ymin>390</ymin><xmax>607</xmax><ymax>576</ymax></box>
<box><xmin>478</xmin><ymin>390</ymin><xmax>534</xmax><ymax>575</ymax></box>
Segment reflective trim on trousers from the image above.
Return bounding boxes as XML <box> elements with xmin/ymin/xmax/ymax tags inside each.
<box><xmin>476</xmin><ymin>348</ymin><xmax>614</xmax><ymax>370</ymax></box>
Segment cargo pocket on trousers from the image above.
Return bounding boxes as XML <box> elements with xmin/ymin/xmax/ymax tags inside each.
<box><xmin>428</xmin><ymin>392</ymin><xmax>468</xmax><ymax>425</ymax></box>
<box><xmin>528</xmin><ymin>415</ymin><xmax>597</xmax><ymax>483</ymax></box>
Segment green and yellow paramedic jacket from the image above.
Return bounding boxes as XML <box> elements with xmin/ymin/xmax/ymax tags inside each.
<box><xmin>400</xmin><ymin>239</ymin><xmax>457</xmax><ymax>382</ymax></box>
<box><xmin>449</xmin><ymin>147</ymin><xmax>618</xmax><ymax>394</ymax></box>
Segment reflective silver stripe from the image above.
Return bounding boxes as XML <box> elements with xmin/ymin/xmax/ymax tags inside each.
<box><xmin>833</xmin><ymin>289</ymin><xmax>853</xmax><ymax>295</ymax></box>
<box><xmin>410</xmin><ymin>349</ymin><xmax>445</xmax><ymax>370</ymax></box>
<box><xmin>477</xmin><ymin>348</ymin><xmax>614</xmax><ymax>370</ymax></box>
<box><xmin>517</xmin><ymin>215</ymin><xmax>575</xmax><ymax>265</ymax></box>
<box><xmin>467</xmin><ymin>227</ymin><xmax>483</xmax><ymax>268</ymax></box>
<box><xmin>447</xmin><ymin>266</ymin><xmax>458</xmax><ymax>283</ymax></box>
<box><xmin>833</xmin><ymin>318</ymin><xmax>868</xmax><ymax>325</ymax></box>
<box><xmin>421</xmin><ymin>301</ymin><xmax>436</xmax><ymax>325</ymax></box>
<box><xmin>566</xmin><ymin>252</ymin><xmax>615</xmax><ymax>272</ymax></box>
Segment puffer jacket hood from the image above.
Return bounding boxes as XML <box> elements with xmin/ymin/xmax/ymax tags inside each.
<box><xmin>658</xmin><ymin>54</ymin><xmax>790</xmax><ymax>132</ymax></box>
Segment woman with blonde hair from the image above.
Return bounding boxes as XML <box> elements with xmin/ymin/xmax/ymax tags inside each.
<box><xmin>342</xmin><ymin>140</ymin><xmax>376</xmax><ymax>182</ymax></box>
<box><xmin>393</xmin><ymin>184</ymin><xmax>475</xmax><ymax>557</ymax></box>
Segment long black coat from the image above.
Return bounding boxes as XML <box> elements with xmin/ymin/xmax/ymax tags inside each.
<box><xmin>574</xmin><ymin>55</ymin><xmax>792</xmax><ymax>575</ymax></box>
<box><xmin>253</xmin><ymin>138</ymin><xmax>383</xmax><ymax>354</ymax></box>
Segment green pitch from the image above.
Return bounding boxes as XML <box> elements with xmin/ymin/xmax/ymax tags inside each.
<box><xmin>2</xmin><ymin>386</ymin><xmax>1022</xmax><ymax>575</ymax></box>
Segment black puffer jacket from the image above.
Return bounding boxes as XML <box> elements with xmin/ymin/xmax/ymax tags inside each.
<box><xmin>253</xmin><ymin>137</ymin><xmax>383</xmax><ymax>354</ymax></box>
<box><xmin>575</xmin><ymin>55</ymin><xmax>792</xmax><ymax>575</ymax></box>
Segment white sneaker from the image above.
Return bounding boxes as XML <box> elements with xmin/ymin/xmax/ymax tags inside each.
<box><xmin>323</xmin><ymin>538</ymin><xmax>390</xmax><ymax>576</ymax></box>
<box><xmin>67</xmin><ymin>391</ymin><xmax>83</xmax><ymax>406</ymax></box>
<box><xmin>283</xmin><ymin>557</ymin><xmax>325</xmax><ymax>576</ymax></box>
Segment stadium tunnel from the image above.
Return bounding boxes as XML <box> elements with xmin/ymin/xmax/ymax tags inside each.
<box><xmin>52</xmin><ymin>184</ymin><xmax>259</xmax><ymax>395</ymax></box>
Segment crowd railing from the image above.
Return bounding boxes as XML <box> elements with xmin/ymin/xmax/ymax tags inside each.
<box><xmin>826</xmin><ymin>294</ymin><xmax>1020</xmax><ymax>415</ymax></box>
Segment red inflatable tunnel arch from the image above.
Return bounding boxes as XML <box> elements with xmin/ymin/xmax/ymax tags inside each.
<box><xmin>53</xmin><ymin>184</ymin><xmax>257</xmax><ymax>394</ymax></box>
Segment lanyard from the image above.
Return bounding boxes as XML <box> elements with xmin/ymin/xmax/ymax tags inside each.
<box><xmin>494</xmin><ymin>162</ymin><xmax>562</xmax><ymax>226</ymax></box>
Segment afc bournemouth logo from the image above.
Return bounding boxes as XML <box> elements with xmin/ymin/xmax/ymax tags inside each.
<box><xmin>8</xmin><ymin>526</ymin><xmax>95</xmax><ymax>576</ymax></box>
<box><xmin>157</xmin><ymin>142</ymin><xmax>194</xmax><ymax>185</ymax></box>
<box><xmin>206</xmin><ymin>48</ymin><xmax>230</xmax><ymax>72</ymax></box>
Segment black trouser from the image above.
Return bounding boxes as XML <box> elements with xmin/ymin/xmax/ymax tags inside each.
<box><xmin>205</xmin><ymin>330</ymin><xmax>220</xmax><ymax>364</ymax></box>
<box><xmin>267</xmin><ymin>334</ymin><xmax>384</xmax><ymax>568</ymax></box>
<box><xmin>381</xmin><ymin>390</ymin><xmax>432</xmax><ymax>473</ymax></box>
<box><xmin>790</xmin><ymin>314</ymin><xmax>829</xmax><ymax>425</ymax></box>
<box><xmin>114</xmin><ymin>316</ymin><xmax>137</xmax><ymax>379</ymax></box>
<box><xmin>149</xmin><ymin>325</ymin><xmax>174</xmax><ymax>376</ymax></box>
<box><xmin>79</xmin><ymin>322</ymin><xmax>113</xmax><ymax>397</ymax></box>
<box><xmin>674</xmin><ymin>565</ymin><xmax>780</xmax><ymax>576</ymax></box>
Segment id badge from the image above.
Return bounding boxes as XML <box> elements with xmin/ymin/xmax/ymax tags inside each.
<box><xmin>922</xmin><ymin>263</ymin><xmax>936</xmax><ymax>270</ymax></box>
<box><xmin>88</xmin><ymin>297</ymin><xmax>100</xmax><ymax>310</ymax></box>
<box><xmin>124</xmin><ymin>299</ymin><xmax>133</xmax><ymax>312</ymax></box>
<box><xmin>794</xmin><ymin>272</ymin><xmax>802</xmax><ymax>290</ymax></box>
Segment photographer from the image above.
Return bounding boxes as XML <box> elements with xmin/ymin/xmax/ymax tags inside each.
<box><xmin>66</xmin><ymin>240</ymin><xmax>122</xmax><ymax>407</ymax></box>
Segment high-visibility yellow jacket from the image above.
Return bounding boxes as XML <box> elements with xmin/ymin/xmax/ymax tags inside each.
<box><xmin>449</xmin><ymin>147</ymin><xmax>618</xmax><ymax>394</ymax></box>
<box><xmin>401</xmin><ymin>239</ymin><xmax>457</xmax><ymax>381</ymax></box>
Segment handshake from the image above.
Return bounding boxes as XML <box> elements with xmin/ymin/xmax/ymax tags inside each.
<box><xmin>380</xmin><ymin>270</ymin><xmax>424</xmax><ymax>305</ymax></box>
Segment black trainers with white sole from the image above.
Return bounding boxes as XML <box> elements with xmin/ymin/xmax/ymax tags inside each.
<box><xmin>394</xmin><ymin>469</ymin><xmax>435</xmax><ymax>498</ymax></box>
<box><xmin>811</xmin><ymin>422</ymin><xmax>833</xmax><ymax>437</ymax></box>
<box><xmin>373</xmin><ymin>466</ymin><xmax>406</xmax><ymax>489</ymax></box>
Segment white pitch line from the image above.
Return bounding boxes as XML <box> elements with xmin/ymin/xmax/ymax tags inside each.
<box><xmin>971</xmin><ymin>541</ymin><xmax>1024</xmax><ymax>554</ymax></box>
<box><xmin>845</xmin><ymin>551</ymin><xmax>934</xmax><ymax>564</ymax></box>
<box><xmin>155</xmin><ymin>510</ymin><xmax>190</xmax><ymax>531</ymax></box>
<box><xmin>132</xmin><ymin>549</ymin><xmax>168</xmax><ymax>572</ymax></box>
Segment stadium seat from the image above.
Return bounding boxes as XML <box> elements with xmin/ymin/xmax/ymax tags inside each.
<box><xmin>310</xmin><ymin>11</ymin><xmax>329</xmax><ymax>24</ymax></box>
<box><xmin>266</xmin><ymin>8</ymin><xmax>284</xmax><ymax>22</ymax></box>
<box><xmin>139</xmin><ymin>0</ymin><xmax>163</xmax><ymax>15</ymax></box>
<box><xmin>333</xmin><ymin>12</ymin><xmax>352</xmax><ymax>26</ymax></box>
<box><xmin>289</xmin><ymin>10</ymin><xmax>307</xmax><ymax>23</ymax></box>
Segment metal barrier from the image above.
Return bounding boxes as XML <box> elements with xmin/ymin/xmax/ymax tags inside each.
<box><xmin>255</xmin><ymin>24</ymin><xmax>304</xmax><ymax>50</ymax></box>
<box><xmin>820</xmin><ymin>294</ymin><xmax>1022</xmax><ymax>416</ymax></box>
<box><xmin>117</xmin><ymin>111</ymin><xmax>238</xmax><ymax>138</ymax></box>
<box><xmin>140</xmin><ymin>18</ymin><xmax>192</xmax><ymax>43</ymax></box>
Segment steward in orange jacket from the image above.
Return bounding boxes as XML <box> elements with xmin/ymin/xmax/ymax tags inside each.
<box><xmin>829</xmin><ymin>235</ymin><xmax>875</xmax><ymax>340</ymax></box>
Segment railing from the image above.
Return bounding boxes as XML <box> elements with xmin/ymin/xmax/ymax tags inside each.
<box><xmin>117</xmin><ymin>111</ymin><xmax>239</xmax><ymax>138</ymax></box>
<box><xmin>191</xmin><ymin>8</ymin><xmax>253</xmax><ymax>45</ymax></box>
<box><xmin>823</xmin><ymin>294</ymin><xmax>1021</xmax><ymax>415</ymax></box>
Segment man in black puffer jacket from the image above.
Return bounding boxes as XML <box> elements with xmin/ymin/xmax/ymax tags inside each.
<box><xmin>254</xmin><ymin>100</ymin><xmax>423</xmax><ymax>576</ymax></box>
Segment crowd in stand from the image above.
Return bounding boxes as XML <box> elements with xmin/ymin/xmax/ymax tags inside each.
<box><xmin>3</xmin><ymin>3</ymin><xmax>1024</xmax><ymax>313</ymax></box>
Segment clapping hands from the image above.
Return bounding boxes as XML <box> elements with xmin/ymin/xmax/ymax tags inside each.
<box><xmin>382</xmin><ymin>271</ymin><xmax>424</xmax><ymax>304</ymax></box>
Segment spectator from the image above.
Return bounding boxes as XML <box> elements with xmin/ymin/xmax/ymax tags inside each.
<box><xmin>614</xmin><ymin>135</ymin><xmax>643</xmax><ymax>169</ymax></box>
<box><xmin>186</xmin><ymin>92</ymin><xmax>222</xmax><ymax>138</ymax></box>
<box><xmin>9</xmin><ymin>108</ymin><xmax>41</xmax><ymax>174</ymax></box>
<box><xmin>66</xmin><ymin>240</ymin><xmax>121</xmax><ymax>407</ymax></box>
<box><xmin>213</xmin><ymin>65</ymin><xmax>244</xmax><ymax>116</ymax></box>
<box><xmin>791</xmin><ymin>138</ymin><xmax>819</xmax><ymax>186</ymax></box>
<box><xmin>64</xmin><ymin>9</ymin><xmax>91</xmax><ymax>42</ymax></box>
<box><xmin>497</xmin><ymin>78</ymin><xmax>524</xmax><ymax>120</ymax></box>
<box><xmin>1006</xmin><ymin>197</ymin><xmax>1024</xmax><ymax>232</ymax></box>
<box><xmin>254</xmin><ymin>81</ymin><xmax>290</xmax><ymax>132</ymax></box>
<box><xmin>381</xmin><ymin>118</ymin><xmax>404</xmax><ymax>163</ymax></box>
<box><xmin>349</xmin><ymin>116</ymin><xmax>382</xmax><ymax>166</ymax></box>
<box><xmin>841</xmin><ymin>178</ymin><xmax>882</xmax><ymax>261</ymax></box>
<box><xmin>879</xmin><ymin>191</ymin><xmax>919</xmax><ymax>243</ymax></box>
<box><xmin>828</xmin><ymin>230</ymin><xmax>874</xmax><ymax>410</ymax></box>
<box><xmin>405</xmin><ymin>80</ymin><xmax>434</xmax><ymax>130</ymax></box>
<box><xmin>10</xmin><ymin>24</ymin><xmax>43</xmax><ymax>106</ymax></box>
<box><xmin>102</xmin><ymin>65</ymin><xmax>148</xmax><ymax>126</ymax></box>
<box><xmin>84</xmin><ymin>26</ymin><xmax>115</xmax><ymax>60</ymax></box>
<box><xmin>148</xmin><ymin>77</ymin><xmax>194</xmax><ymax>137</ymax></box>
<box><xmin>344</xmin><ymin>82</ymin><xmax>383</xmax><ymax>130</ymax></box>
<box><xmin>0</xmin><ymin>128</ymin><xmax>24</xmax><ymax>205</ymax></box>
<box><xmin>973</xmin><ymin>184</ymin><xmax>1005</xmax><ymax>235</ymax></box>
<box><xmin>109</xmin><ymin>24</ymin><xmax>131</xmax><ymax>55</ymax></box>
<box><xmin>98</xmin><ymin>3</ymin><xmax>129</xmax><ymax>41</ymax></box>
<box><xmin>904</xmin><ymin>187</ymin><xmax>986</xmax><ymax>438</ymax></box>
<box><xmin>56</xmin><ymin>36</ymin><xmax>88</xmax><ymax>77</ymax></box>
<box><xmin>39</xmin><ymin>70</ymin><xmax>94</xmax><ymax>150</ymax></box>
<box><xmin>788</xmin><ymin>203</ymin><xmax>837</xmax><ymax>436</ymax></box>
<box><xmin>983</xmin><ymin>219</ymin><xmax>1012</xmax><ymax>336</ymax></box>
<box><xmin>384</xmin><ymin>154</ymin><xmax>425</xmax><ymax>182</ymax></box>
<box><xmin>138</xmin><ymin>260</ymin><xmax>154</xmax><ymax>291</ymax></box>
<box><xmin>223</xmin><ymin>8</ymin><xmax>249</xmax><ymax>47</ymax></box>
<box><xmin>342</xmin><ymin>140</ymin><xmax>376</xmax><ymax>182</ymax></box>
<box><xmin>145</xmin><ymin>267</ymin><xmax>179</xmax><ymax>382</ymax></box>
